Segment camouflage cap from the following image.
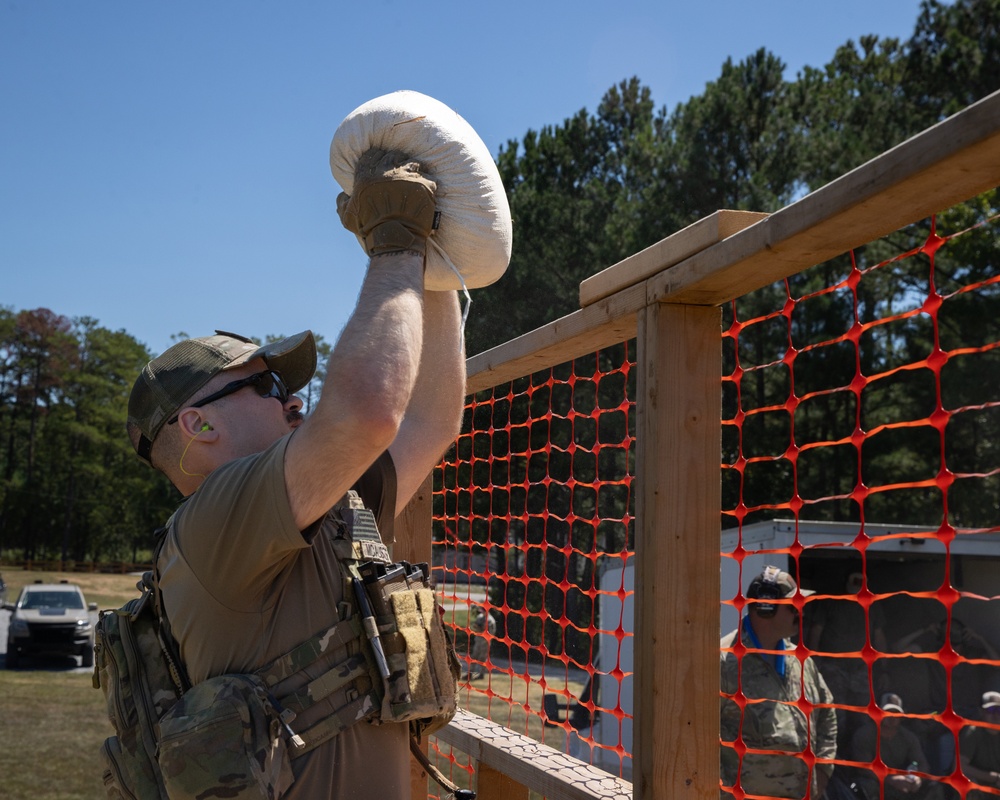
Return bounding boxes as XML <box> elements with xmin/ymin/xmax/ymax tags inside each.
<box><xmin>127</xmin><ymin>330</ymin><xmax>317</xmax><ymax>464</ymax></box>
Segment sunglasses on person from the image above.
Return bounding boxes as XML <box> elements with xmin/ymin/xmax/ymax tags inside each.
<box><xmin>168</xmin><ymin>370</ymin><xmax>290</xmax><ymax>425</ymax></box>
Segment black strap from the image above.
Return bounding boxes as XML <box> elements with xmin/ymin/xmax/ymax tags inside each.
<box><xmin>149</xmin><ymin>525</ymin><xmax>192</xmax><ymax>694</ymax></box>
<box><xmin>409</xmin><ymin>736</ymin><xmax>476</xmax><ymax>800</ymax></box>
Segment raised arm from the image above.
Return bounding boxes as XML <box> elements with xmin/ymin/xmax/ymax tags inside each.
<box><xmin>284</xmin><ymin>253</ymin><xmax>425</xmax><ymax>529</ymax></box>
<box><xmin>283</xmin><ymin>149</ymin><xmax>442</xmax><ymax>529</ymax></box>
<box><xmin>388</xmin><ymin>287</ymin><xmax>466</xmax><ymax>514</ymax></box>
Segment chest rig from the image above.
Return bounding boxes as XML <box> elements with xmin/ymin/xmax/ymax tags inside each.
<box><xmin>94</xmin><ymin>492</ymin><xmax>461</xmax><ymax>800</ymax></box>
<box><xmin>253</xmin><ymin>490</ymin><xmax>459</xmax><ymax>756</ymax></box>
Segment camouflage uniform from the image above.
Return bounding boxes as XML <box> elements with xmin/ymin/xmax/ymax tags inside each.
<box><xmin>721</xmin><ymin>621</ymin><xmax>838</xmax><ymax>799</ymax></box>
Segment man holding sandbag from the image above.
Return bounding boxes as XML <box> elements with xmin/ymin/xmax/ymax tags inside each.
<box><xmin>122</xmin><ymin>146</ymin><xmax>465</xmax><ymax>799</ymax></box>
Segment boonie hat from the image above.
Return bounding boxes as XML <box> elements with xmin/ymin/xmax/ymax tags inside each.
<box><xmin>982</xmin><ymin>691</ymin><xmax>1000</xmax><ymax>709</ymax></box>
<box><xmin>128</xmin><ymin>330</ymin><xmax>317</xmax><ymax>464</ymax></box>
<box><xmin>747</xmin><ymin>566</ymin><xmax>815</xmax><ymax>600</ymax></box>
<box><xmin>879</xmin><ymin>692</ymin><xmax>905</xmax><ymax>713</ymax></box>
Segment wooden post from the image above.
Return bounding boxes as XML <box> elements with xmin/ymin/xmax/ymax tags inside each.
<box><xmin>395</xmin><ymin>474</ymin><xmax>435</xmax><ymax>800</ymax></box>
<box><xmin>634</xmin><ymin>302</ymin><xmax>721</xmax><ymax>800</ymax></box>
<box><xmin>477</xmin><ymin>762</ymin><xmax>529</xmax><ymax>800</ymax></box>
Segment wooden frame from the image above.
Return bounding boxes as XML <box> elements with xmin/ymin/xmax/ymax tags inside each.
<box><xmin>404</xmin><ymin>89</ymin><xmax>1000</xmax><ymax>800</ymax></box>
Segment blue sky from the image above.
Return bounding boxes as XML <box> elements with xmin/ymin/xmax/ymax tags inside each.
<box><xmin>1</xmin><ymin>0</ymin><xmax>931</xmax><ymax>357</ymax></box>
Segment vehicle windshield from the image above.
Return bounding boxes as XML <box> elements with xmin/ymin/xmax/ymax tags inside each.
<box><xmin>21</xmin><ymin>590</ymin><xmax>84</xmax><ymax>610</ymax></box>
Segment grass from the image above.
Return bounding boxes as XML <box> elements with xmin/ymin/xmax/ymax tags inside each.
<box><xmin>0</xmin><ymin>670</ymin><xmax>112</xmax><ymax>800</ymax></box>
<box><xmin>0</xmin><ymin>570</ymin><xmax>588</xmax><ymax>799</ymax></box>
<box><xmin>1</xmin><ymin>571</ymin><xmax>139</xmax><ymax>800</ymax></box>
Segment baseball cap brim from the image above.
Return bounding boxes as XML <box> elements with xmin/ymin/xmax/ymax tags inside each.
<box><xmin>222</xmin><ymin>330</ymin><xmax>316</xmax><ymax>395</ymax></box>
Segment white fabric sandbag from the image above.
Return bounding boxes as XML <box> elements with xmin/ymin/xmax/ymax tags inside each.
<box><xmin>330</xmin><ymin>90</ymin><xmax>512</xmax><ymax>291</ymax></box>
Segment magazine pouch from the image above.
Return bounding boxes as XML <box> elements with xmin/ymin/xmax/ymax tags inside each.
<box><xmin>356</xmin><ymin>560</ymin><xmax>460</xmax><ymax>738</ymax></box>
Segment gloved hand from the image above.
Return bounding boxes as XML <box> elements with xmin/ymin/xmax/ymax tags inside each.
<box><xmin>336</xmin><ymin>148</ymin><xmax>438</xmax><ymax>257</ymax></box>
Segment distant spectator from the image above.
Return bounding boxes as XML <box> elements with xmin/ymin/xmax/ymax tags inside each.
<box><xmin>721</xmin><ymin>566</ymin><xmax>837</xmax><ymax>799</ymax></box>
<box><xmin>468</xmin><ymin>605</ymin><xmax>496</xmax><ymax>680</ymax></box>
<box><xmin>959</xmin><ymin>691</ymin><xmax>1000</xmax><ymax>800</ymax></box>
<box><xmin>881</xmin><ymin>616</ymin><xmax>998</xmax><ymax>774</ymax></box>
<box><xmin>850</xmin><ymin>693</ymin><xmax>952</xmax><ymax>800</ymax></box>
<box><xmin>804</xmin><ymin>572</ymin><xmax>888</xmax><ymax>749</ymax></box>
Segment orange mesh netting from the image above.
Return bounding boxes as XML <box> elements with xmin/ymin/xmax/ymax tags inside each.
<box><xmin>432</xmin><ymin>344</ymin><xmax>637</xmax><ymax>783</ymax></box>
<box><xmin>721</xmin><ymin>204</ymin><xmax>1000</xmax><ymax>800</ymax></box>
<box><xmin>430</xmin><ymin>195</ymin><xmax>999</xmax><ymax>797</ymax></box>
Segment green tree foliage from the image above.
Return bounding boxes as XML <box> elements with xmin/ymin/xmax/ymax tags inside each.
<box><xmin>468</xmin><ymin>0</ymin><xmax>1000</xmax><ymax>359</ymax></box>
<box><xmin>664</xmin><ymin>48</ymin><xmax>800</xmax><ymax>215</ymax></box>
<box><xmin>468</xmin><ymin>78</ymin><xmax>662</xmax><ymax>352</ymax></box>
<box><xmin>791</xmin><ymin>36</ymin><xmax>924</xmax><ymax>190</ymax></box>
<box><xmin>0</xmin><ymin>319</ymin><xmax>333</xmax><ymax>565</ymax></box>
<box><xmin>5</xmin><ymin>0</ymin><xmax>997</xmax><ymax>663</ymax></box>
<box><xmin>455</xmin><ymin>0</ymin><xmax>1000</xmax><ymax>658</ymax></box>
<box><xmin>0</xmin><ymin>309</ymin><xmax>176</xmax><ymax>562</ymax></box>
<box><xmin>907</xmin><ymin>0</ymin><xmax>1000</xmax><ymax>117</ymax></box>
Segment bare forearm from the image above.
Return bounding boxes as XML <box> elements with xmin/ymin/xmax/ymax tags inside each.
<box><xmin>326</xmin><ymin>255</ymin><xmax>425</xmax><ymax>423</ymax></box>
<box><xmin>389</xmin><ymin>289</ymin><xmax>466</xmax><ymax>510</ymax></box>
<box><xmin>410</xmin><ymin>290</ymin><xmax>465</xmax><ymax>431</ymax></box>
<box><xmin>285</xmin><ymin>253</ymin><xmax>425</xmax><ymax>528</ymax></box>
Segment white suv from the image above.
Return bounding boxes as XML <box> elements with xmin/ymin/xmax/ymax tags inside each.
<box><xmin>4</xmin><ymin>581</ymin><xmax>97</xmax><ymax>669</ymax></box>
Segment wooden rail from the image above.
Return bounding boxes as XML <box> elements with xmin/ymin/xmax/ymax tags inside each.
<box><xmin>404</xmin><ymin>88</ymin><xmax>1000</xmax><ymax>800</ymax></box>
<box><xmin>437</xmin><ymin>710</ymin><xmax>632</xmax><ymax>800</ymax></box>
<box><xmin>466</xmin><ymin>89</ymin><xmax>1000</xmax><ymax>395</ymax></box>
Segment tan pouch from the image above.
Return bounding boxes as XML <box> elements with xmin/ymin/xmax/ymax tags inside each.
<box><xmin>360</xmin><ymin>565</ymin><xmax>459</xmax><ymax>736</ymax></box>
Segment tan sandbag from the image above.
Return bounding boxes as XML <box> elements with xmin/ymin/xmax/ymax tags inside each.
<box><xmin>330</xmin><ymin>90</ymin><xmax>512</xmax><ymax>291</ymax></box>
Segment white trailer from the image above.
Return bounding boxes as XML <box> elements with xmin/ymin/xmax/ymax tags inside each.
<box><xmin>553</xmin><ymin>519</ymin><xmax>1000</xmax><ymax>782</ymax></box>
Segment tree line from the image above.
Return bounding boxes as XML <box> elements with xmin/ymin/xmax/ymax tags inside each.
<box><xmin>452</xmin><ymin>0</ymin><xmax>1000</xmax><ymax>662</ymax></box>
<box><xmin>0</xmin><ymin>311</ymin><xmax>330</xmax><ymax>563</ymax></box>
<box><xmin>466</xmin><ymin>0</ymin><xmax>999</xmax><ymax>355</ymax></box>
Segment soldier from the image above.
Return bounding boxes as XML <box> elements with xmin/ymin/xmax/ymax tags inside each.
<box><xmin>125</xmin><ymin>149</ymin><xmax>465</xmax><ymax>799</ymax></box>
<box><xmin>721</xmin><ymin>566</ymin><xmax>837</xmax><ymax>799</ymax></box>
<box><xmin>959</xmin><ymin>691</ymin><xmax>1000</xmax><ymax>800</ymax></box>
<box><xmin>849</xmin><ymin>693</ymin><xmax>952</xmax><ymax>800</ymax></box>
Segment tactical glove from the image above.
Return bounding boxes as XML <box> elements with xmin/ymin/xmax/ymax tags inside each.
<box><xmin>337</xmin><ymin>148</ymin><xmax>438</xmax><ymax>257</ymax></box>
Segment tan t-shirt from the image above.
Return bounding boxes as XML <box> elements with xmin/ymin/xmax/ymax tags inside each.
<box><xmin>158</xmin><ymin>435</ymin><xmax>410</xmax><ymax>800</ymax></box>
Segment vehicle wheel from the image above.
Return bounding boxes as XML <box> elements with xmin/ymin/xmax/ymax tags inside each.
<box><xmin>6</xmin><ymin>646</ymin><xmax>19</xmax><ymax>669</ymax></box>
<box><xmin>81</xmin><ymin>645</ymin><xmax>94</xmax><ymax>668</ymax></box>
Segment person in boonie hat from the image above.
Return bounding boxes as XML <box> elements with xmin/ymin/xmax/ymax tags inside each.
<box><xmin>116</xmin><ymin>144</ymin><xmax>470</xmax><ymax>800</ymax></box>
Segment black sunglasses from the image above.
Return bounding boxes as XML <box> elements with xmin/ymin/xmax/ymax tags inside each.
<box><xmin>168</xmin><ymin>370</ymin><xmax>289</xmax><ymax>425</ymax></box>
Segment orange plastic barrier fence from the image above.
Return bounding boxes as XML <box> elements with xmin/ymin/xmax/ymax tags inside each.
<box><xmin>432</xmin><ymin>201</ymin><xmax>999</xmax><ymax>798</ymax></box>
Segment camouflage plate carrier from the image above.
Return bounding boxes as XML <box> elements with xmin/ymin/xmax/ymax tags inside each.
<box><xmin>93</xmin><ymin>491</ymin><xmax>461</xmax><ymax>800</ymax></box>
